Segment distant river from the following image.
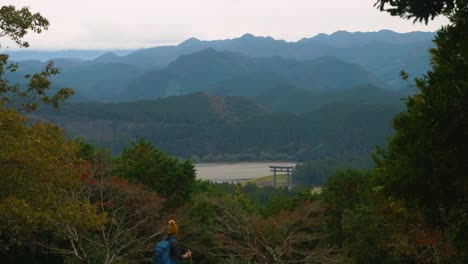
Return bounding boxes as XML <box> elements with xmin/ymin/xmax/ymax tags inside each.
<box><xmin>195</xmin><ymin>162</ymin><xmax>297</xmax><ymax>182</ymax></box>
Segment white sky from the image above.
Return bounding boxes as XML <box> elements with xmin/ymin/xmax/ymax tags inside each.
<box><xmin>2</xmin><ymin>0</ymin><xmax>448</xmax><ymax>50</ymax></box>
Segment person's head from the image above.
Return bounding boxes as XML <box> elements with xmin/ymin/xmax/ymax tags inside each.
<box><xmin>167</xmin><ymin>219</ymin><xmax>179</xmax><ymax>236</ymax></box>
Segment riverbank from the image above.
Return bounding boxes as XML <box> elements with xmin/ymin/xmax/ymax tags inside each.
<box><xmin>195</xmin><ymin>161</ymin><xmax>297</xmax><ymax>182</ymax></box>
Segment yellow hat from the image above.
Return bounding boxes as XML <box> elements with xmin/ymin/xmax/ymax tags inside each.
<box><xmin>168</xmin><ymin>220</ymin><xmax>179</xmax><ymax>234</ymax></box>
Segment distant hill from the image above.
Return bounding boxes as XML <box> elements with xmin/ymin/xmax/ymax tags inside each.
<box><xmin>257</xmin><ymin>84</ymin><xmax>405</xmax><ymax>113</ymax></box>
<box><xmin>35</xmin><ymin>92</ymin><xmax>398</xmax><ymax>160</ymax></box>
<box><xmin>88</xmin><ymin>30</ymin><xmax>434</xmax><ymax>89</ymax></box>
<box><xmin>4</xmin><ymin>49</ymin><xmax>134</xmax><ymax>62</ymax></box>
<box><xmin>208</xmin><ymin>71</ymin><xmax>291</xmax><ymax>97</ymax></box>
<box><xmin>282</xmin><ymin>57</ymin><xmax>380</xmax><ymax>91</ymax></box>
<box><xmin>121</xmin><ymin>48</ymin><xmax>286</xmax><ymax>99</ymax></box>
<box><xmin>5</xmin><ymin>60</ymin><xmax>146</xmax><ymax>102</ymax></box>
<box><xmin>122</xmin><ymin>49</ymin><xmax>380</xmax><ymax>100</ymax></box>
<box><xmin>51</xmin><ymin>63</ymin><xmax>145</xmax><ymax>101</ymax></box>
<box><xmin>297</xmin><ymin>30</ymin><xmax>434</xmax><ymax>47</ymax></box>
<box><xmin>44</xmin><ymin>92</ymin><xmax>266</xmax><ymax>123</ymax></box>
<box><xmin>4</xmin><ymin>30</ymin><xmax>434</xmax><ymax>102</ymax></box>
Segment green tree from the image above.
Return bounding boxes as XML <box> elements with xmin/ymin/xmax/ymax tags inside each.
<box><xmin>0</xmin><ymin>110</ymin><xmax>103</xmax><ymax>251</ymax></box>
<box><xmin>321</xmin><ymin>169</ymin><xmax>374</xmax><ymax>246</ymax></box>
<box><xmin>183</xmin><ymin>194</ymin><xmax>341</xmax><ymax>264</ymax></box>
<box><xmin>0</xmin><ymin>5</ymin><xmax>102</xmax><ymax>262</ymax></box>
<box><xmin>115</xmin><ymin>138</ymin><xmax>196</xmax><ymax>208</ymax></box>
<box><xmin>0</xmin><ymin>5</ymin><xmax>49</xmax><ymax>48</ymax></box>
<box><xmin>375</xmin><ymin>0</ymin><xmax>467</xmax><ymax>255</ymax></box>
<box><xmin>56</xmin><ymin>174</ymin><xmax>165</xmax><ymax>264</ymax></box>
<box><xmin>375</xmin><ymin>0</ymin><xmax>459</xmax><ymax>23</ymax></box>
<box><xmin>0</xmin><ymin>5</ymin><xmax>73</xmax><ymax>112</ymax></box>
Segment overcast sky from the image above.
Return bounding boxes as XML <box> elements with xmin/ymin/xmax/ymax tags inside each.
<box><xmin>2</xmin><ymin>0</ymin><xmax>448</xmax><ymax>50</ymax></box>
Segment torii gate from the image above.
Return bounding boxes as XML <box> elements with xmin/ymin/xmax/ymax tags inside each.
<box><xmin>269</xmin><ymin>165</ymin><xmax>294</xmax><ymax>188</ymax></box>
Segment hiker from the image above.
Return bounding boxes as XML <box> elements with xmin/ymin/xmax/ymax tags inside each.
<box><xmin>154</xmin><ymin>220</ymin><xmax>192</xmax><ymax>264</ymax></box>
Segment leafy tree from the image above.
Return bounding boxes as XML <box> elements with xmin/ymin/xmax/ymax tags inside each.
<box><xmin>0</xmin><ymin>110</ymin><xmax>103</xmax><ymax>251</ymax></box>
<box><xmin>0</xmin><ymin>5</ymin><xmax>49</xmax><ymax>48</ymax></box>
<box><xmin>183</xmin><ymin>194</ymin><xmax>341</xmax><ymax>264</ymax></box>
<box><xmin>115</xmin><ymin>138</ymin><xmax>196</xmax><ymax>208</ymax></box>
<box><xmin>293</xmin><ymin>157</ymin><xmax>373</xmax><ymax>186</ymax></box>
<box><xmin>375</xmin><ymin>0</ymin><xmax>459</xmax><ymax>23</ymax></box>
<box><xmin>55</xmin><ymin>174</ymin><xmax>165</xmax><ymax>264</ymax></box>
<box><xmin>0</xmin><ymin>5</ymin><xmax>73</xmax><ymax>112</ymax></box>
<box><xmin>76</xmin><ymin>138</ymin><xmax>98</xmax><ymax>161</ymax></box>
<box><xmin>0</xmin><ymin>5</ymin><xmax>102</xmax><ymax>262</ymax></box>
<box><xmin>321</xmin><ymin>167</ymin><xmax>462</xmax><ymax>263</ymax></box>
<box><xmin>374</xmin><ymin>0</ymin><xmax>467</xmax><ymax>257</ymax></box>
<box><xmin>321</xmin><ymin>169</ymin><xmax>375</xmax><ymax>246</ymax></box>
<box><xmin>340</xmin><ymin>205</ymin><xmax>393</xmax><ymax>264</ymax></box>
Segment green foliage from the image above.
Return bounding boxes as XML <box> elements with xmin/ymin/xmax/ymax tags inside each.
<box><xmin>321</xmin><ymin>170</ymin><xmax>375</xmax><ymax>246</ymax></box>
<box><xmin>75</xmin><ymin>138</ymin><xmax>97</xmax><ymax>161</ymax></box>
<box><xmin>375</xmin><ymin>0</ymin><xmax>468</xmax><ymax>234</ymax></box>
<box><xmin>198</xmin><ymin>181</ymin><xmax>298</xmax><ymax>208</ymax></box>
<box><xmin>0</xmin><ymin>5</ymin><xmax>49</xmax><ymax>48</ymax></box>
<box><xmin>0</xmin><ymin>56</ymin><xmax>74</xmax><ymax>112</ymax></box>
<box><xmin>0</xmin><ymin>5</ymin><xmax>73</xmax><ymax>112</ymax></box>
<box><xmin>341</xmin><ymin>205</ymin><xmax>394</xmax><ymax>264</ymax></box>
<box><xmin>293</xmin><ymin>156</ymin><xmax>373</xmax><ymax>186</ymax></box>
<box><xmin>375</xmin><ymin>0</ymin><xmax>459</xmax><ymax>23</ymax></box>
<box><xmin>66</xmin><ymin>175</ymin><xmax>165</xmax><ymax>264</ymax></box>
<box><xmin>0</xmin><ymin>110</ymin><xmax>103</xmax><ymax>251</ymax></box>
<box><xmin>182</xmin><ymin>193</ymin><xmax>341</xmax><ymax>264</ymax></box>
<box><xmin>115</xmin><ymin>138</ymin><xmax>196</xmax><ymax>207</ymax></box>
<box><xmin>371</xmin><ymin>0</ymin><xmax>468</xmax><ymax>260</ymax></box>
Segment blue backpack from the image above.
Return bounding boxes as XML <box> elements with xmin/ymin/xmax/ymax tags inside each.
<box><xmin>154</xmin><ymin>237</ymin><xmax>176</xmax><ymax>264</ymax></box>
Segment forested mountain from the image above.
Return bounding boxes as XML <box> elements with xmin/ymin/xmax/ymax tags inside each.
<box><xmin>5</xmin><ymin>30</ymin><xmax>433</xmax><ymax>64</ymax></box>
<box><xmin>4</xmin><ymin>30</ymin><xmax>433</xmax><ymax>102</ymax></box>
<box><xmin>91</xmin><ymin>30</ymin><xmax>432</xmax><ymax>89</ymax></box>
<box><xmin>89</xmin><ymin>30</ymin><xmax>434</xmax><ymax>71</ymax></box>
<box><xmin>51</xmin><ymin>63</ymin><xmax>146</xmax><ymax>101</ymax></box>
<box><xmin>9</xmin><ymin>49</ymin><xmax>381</xmax><ymax>101</ymax></box>
<box><xmin>297</xmin><ymin>30</ymin><xmax>434</xmax><ymax>47</ymax></box>
<box><xmin>257</xmin><ymin>84</ymin><xmax>404</xmax><ymax>113</ymax></box>
<box><xmin>122</xmin><ymin>49</ymin><xmax>379</xmax><ymax>99</ymax></box>
<box><xmin>122</xmin><ymin>48</ymin><xmax>293</xmax><ymax>99</ymax></box>
<box><xmin>34</xmin><ymin>92</ymin><xmax>399</xmax><ymax>161</ymax></box>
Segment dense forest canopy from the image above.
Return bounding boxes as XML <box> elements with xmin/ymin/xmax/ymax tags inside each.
<box><xmin>36</xmin><ymin>91</ymin><xmax>400</xmax><ymax>163</ymax></box>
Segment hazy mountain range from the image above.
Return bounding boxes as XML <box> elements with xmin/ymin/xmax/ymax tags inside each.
<box><xmin>16</xmin><ymin>29</ymin><xmax>432</xmax><ymax>160</ymax></box>
<box><xmin>5</xmin><ymin>30</ymin><xmax>434</xmax><ymax>103</ymax></box>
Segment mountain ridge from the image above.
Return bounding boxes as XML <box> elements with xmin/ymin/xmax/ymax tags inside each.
<box><xmin>121</xmin><ymin>49</ymin><xmax>380</xmax><ymax>100</ymax></box>
<box><xmin>5</xmin><ymin>30</ymin><xmax>434</xmax><ymax>102</ymax></box>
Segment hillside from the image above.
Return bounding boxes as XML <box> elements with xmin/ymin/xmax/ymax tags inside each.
<box><xmin>282</xmin><ymin>57</ymin><xmax>380</xmax><ymax>91</ymax></box>
<box><xmin>91</xmin><ymin>30</ymin><xmax>433</xmax><ymax>89</ymax></box>
<box><xmin>121</xmin><ymin>49</ymin><xmax>380</xmax><ymax>100</ymax></box>
<box><xmin>6</xmin><ymin>60</ymin><xmax>146</xmax><ymax>102</ymax></box>
<box><xmin>122</xmin><ymin>49</ymin><xmax>299</xmax><ymax>99</ymax></box>
<box><xmin>5</xmin><ymin>30</ymin><xmax>434</xmax><ymax>101</ymax></box>
<box><xmin>257</xmin><ymin>84</ymin><xmax>405</xmax><ymax>113</ymax></box>
<box><xmin>52</xmin><ymin>63</ymin><xmax>146</xmax><ymax>101</ymax></box>
<box><xmin>35</xmin><ymin>92</ymin><xmax>398</xmax><ymax>160</ymax></box>
<box><xmin>88</xmin><ymin>30</ymin><xmax>434</xmax><ymax>71</ymax></box>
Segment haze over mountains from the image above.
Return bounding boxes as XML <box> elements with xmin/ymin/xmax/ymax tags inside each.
<box><xmin>10</xmin><ymin>29</ymin><xmax>432</xmax><ymax>159</ymax></box>
<box><xmin>6</xmin><ymin>30</ymin><xmax>433</xmax><ymax>103</ymax></box>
